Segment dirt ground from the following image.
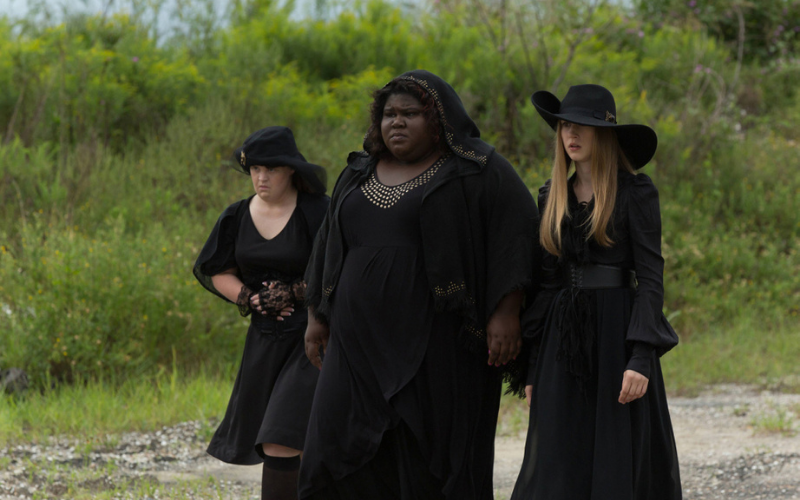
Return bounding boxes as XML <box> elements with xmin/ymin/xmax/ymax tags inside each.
<box><xmin>492</xmin><ymin>384</ymin><xmax>800</xmax><ymax>499</ymax></box>
<box><xmin>1</xmin><ymin>384</ymin><xmax>799</xmax><ymax>499</ymax></box>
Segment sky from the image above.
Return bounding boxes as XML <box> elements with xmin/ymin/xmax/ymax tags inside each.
<box><xmin>3</xmin><ymin>0</ymin><xmax>240</xmax><ymax>18</ymax></box>
<box><xmin>0</xmin><ymin>0</ymin><xmax>632</xmax><ymax>33</ymax></box>
<box><xmin>0</xmin><ymin>0</ymin><xmax>329</xmax><ymax>30</ymax></box>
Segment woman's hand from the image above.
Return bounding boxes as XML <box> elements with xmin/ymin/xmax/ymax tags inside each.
<box><xmin>250</xmin><ymin>281</ymin><xmax>294</xmax><ymax>319</ymax></box>
<box><xmin>250</xmin><ymin>292</ymin><xmax>294</xmax><ymax>320</ymax></box>
<box><xmin>525</xmin><ymin>385</ymin><xmax>533</xmax><ymax>407</ymax></box>
<box><xmin>486</xmin><ymin>290</ymin><xmax>523</xmax><ymax>366</ymax></box>
<box><xmin>305</xmin><ymin>309</ymin><xmax>330</xmax><ymax>370</ymax></box>
<box><xmin>618</xmin><ymin>369</ymin><xmax>649</xmax><ymax>404</ymax></box>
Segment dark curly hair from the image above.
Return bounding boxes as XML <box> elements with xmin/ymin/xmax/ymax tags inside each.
<box><xmin>364</xmin><ymin>78</ymin><xmax>444</xmax><ymax>158</ymax></box>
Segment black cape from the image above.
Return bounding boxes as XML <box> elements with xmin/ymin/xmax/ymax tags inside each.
<box><xmin>299</xmin><ymin>69</ymin><xmax>538</xmax><ymax>500</ymax></box>
<box><xmin>304</xmin><ymin>69</ymin><xmax>539</xmax><ymax>391</ymax></box>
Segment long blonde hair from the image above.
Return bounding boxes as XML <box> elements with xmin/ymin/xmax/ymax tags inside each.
<box><xmin>540</xmin><ymin>123</ymin><xmax>635</xmax><ymax>257</ymax></box>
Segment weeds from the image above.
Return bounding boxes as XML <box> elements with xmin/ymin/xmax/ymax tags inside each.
<box><xmin>497</xmin><ymin>394</ymin><xmax>530</xmax><ymax>437</ymax></box>
<box><xmin>732</xmin><ymin>404</ymin><xmax>750</xmax><ymax>418</ymax></box>
<box><xmin>749</xmin><ymin>403</ymin><xmax>797</xmax><ymax>437</ymax></box>
<box><xmin>0</xmin><ymin>369</ymin><xmax>231</xmax><ymax>446</ymax></box>
<box><xmin>2</xmin><ymin>456</ymin><xmax>258</xmax><ymax>500</ymax></box>
<box><xmin>660</xmin><ymin>320</ymin><xmax>800</xmax><ymax>394</ymax></box>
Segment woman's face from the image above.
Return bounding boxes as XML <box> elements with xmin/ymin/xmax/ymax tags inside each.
<box><xmin>381</xmin><ymin>93</ymin><xmax>438</xmax><ymax>163</ymax></box>
<box><xmin>560</xmin><ymin>121</ymin><xmax>596</xmax><ymax>168</ymax></box>
<box><xmin>250</xmin><ymin>165</ymin><xmax>295</xmax><ymax>202</ymax></box>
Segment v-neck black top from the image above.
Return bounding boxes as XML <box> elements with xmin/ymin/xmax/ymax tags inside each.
<box><xmin>234</xmin><ymin>204</ymin><xmax>311</xmax><ymax>289</ymax></box>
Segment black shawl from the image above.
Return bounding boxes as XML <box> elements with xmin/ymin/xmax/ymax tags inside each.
<box><xmin>304</xmin><ymin>70</ymin><xmax>539</xmax><ymax>391</ymax></box>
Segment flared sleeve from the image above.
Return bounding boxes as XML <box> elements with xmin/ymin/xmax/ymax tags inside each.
<box><xmin>625</xmin><ymin>174</ymin><xmax>679</xmax><ymax>356</ymax></box>
<box><xmin>523</xmin><ymin>180</ymin><xmax>559</xmax><ymax>385</ymax></box>
<box><xmin>193</xmin><ymin>199</ymin><xmax>248</xmax><ymax>302</ymax></box>
<box><xmin>303</xmin><ymin>208</ymin><xmax>331</xmax><ymax>317</ymax></box>
<box><xmin>304</xmin><ymin>165</ymin><xmax>354</xmax><ymax>321</ymax></box>
<box><xmin>484</xmin><ymin>155</ymin><xmax>539</xmax><ymax>317</ymax></box>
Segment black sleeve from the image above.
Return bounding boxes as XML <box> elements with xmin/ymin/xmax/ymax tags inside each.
<box><xmin>304</xmin><ymin>169</ymin><xmax>348</xmax><ymax>317</ymax></box>
<box><xmin>625</xmin><ymin>174</ymin><xmax>679</xmax><ymax>356</ymax></box>
<box><xmin>192</xmin><ymin>199</ymin><xmax>248</xmax><ymax>302</ymax></box>
<box><xmin>524</xmin><ymin>180</ymin><xmax>556</xmax><ymax>386</ymax></box>
<box><xmin>625</xmin><ymin>342</ymin><xmax>655</xmax><ymax>379</ymax></box>
<box><xmin>484</xmin><ymin>153</ymin><xmax>538</xmax><ymax>319</ymax></box>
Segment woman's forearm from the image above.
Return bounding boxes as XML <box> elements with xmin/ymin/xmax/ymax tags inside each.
<box><xmin>211</xmin><ymin>269</ymin><xmax>245</xmax><ymax>303</ymax></box>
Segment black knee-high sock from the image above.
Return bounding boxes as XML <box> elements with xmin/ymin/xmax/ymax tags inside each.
<box><xmin>261</xmin><ymin>455</ymin><xmax>301</xmax><ymax>500</ymax></box>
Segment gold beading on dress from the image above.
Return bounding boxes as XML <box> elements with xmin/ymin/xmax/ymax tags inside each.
<box><xmin>361</xmin><ymin>155</ymin><xmax>448</xmax><ymax>209</ymax></box>
<box><xmin>433</xmin><ymin>281</ymin><xmax>467</xmax><ymax>297</ymax></box>
<box><xmin>465</xmin><ymin>323</ymin><xmax>486</xmax><ymax>339</ymax></box>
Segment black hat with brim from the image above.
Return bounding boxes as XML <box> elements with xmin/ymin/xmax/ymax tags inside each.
<box><xmin>531</xmin><ymin>84</ymin><xmax>657</xmax><ymax>169</ymax></box>
<box><xmin>233</xmin><ymin>126</ymin><xmax>327</xmax><ymax>194</ymax></box>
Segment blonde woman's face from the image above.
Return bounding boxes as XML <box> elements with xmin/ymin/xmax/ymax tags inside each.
<box><xmin>560</xmin><ymin>121</ymin><xmax>596</xmax><ymax>168</ymax></box>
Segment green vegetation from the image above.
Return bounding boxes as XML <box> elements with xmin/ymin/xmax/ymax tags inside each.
<box><xmin>0</xmin><ymin>0</ymin><xmax>798</xmax><ymax>443</ymax></box>
<box><xmin>0</xmin><ymin>366</ymin><xmax>231</xmax><ymax>445</ymax></box>
<box><xmin>749</xmin><ymin>401</ymin><xmax>798</xmax><ymax>437</ymax></box>
<box><xmin>0</xmin><ymin>457</ymin><xmax>257</xmax><ymax>499</ymax></box>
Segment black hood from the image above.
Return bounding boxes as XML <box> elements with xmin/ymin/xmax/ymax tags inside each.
<box><xmin>372</xmin><ymin>69</ymin><xmax>495</xmax><ymax>169</ymax></box>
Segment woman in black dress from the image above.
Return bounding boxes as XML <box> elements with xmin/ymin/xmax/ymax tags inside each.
<box><xmin>299</xmin><ymin>70</ymin><xmax>538</xmax><ymax>500</ymax></box>
<box><xmin>193</xmin><ymin>126</ymin><xmax>329</xmax><ymax>500</ymax></box>
<box><xmin>511</xmin><ymin>85</ymin><xmax>681</xmax><ymax>499</ymax></box>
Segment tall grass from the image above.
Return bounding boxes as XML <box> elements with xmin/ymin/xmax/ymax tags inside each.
<box><xmin>661</xmin><ymin>320</ymin><xmax>800</xmax><ymax>396</ymax></box>
<box><xmin>0</xmin><ymin>364</ymin><xmax>234</xmax><ymax>446</ymax></box>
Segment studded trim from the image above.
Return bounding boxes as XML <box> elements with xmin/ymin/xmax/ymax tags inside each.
<box><xmin>432</xmin><ymin>280</ymin><xmax>467</xmax><ymax>297</ymax></box>
<box><xmin>465</xmin><ymin>323</ymin><xmax>485</xmax><ymax>339</ymax></box>
<box><xmin>400</xmin><ymin>75</ymin><xmax>488</xmax><ymax>167</ymax></box>
<box><xmin>361</xmin><ymin>155</ymin><xmax>447</xmax><ymax>209</ymax></box>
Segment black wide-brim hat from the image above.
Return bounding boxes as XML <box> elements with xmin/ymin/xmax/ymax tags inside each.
<box><xmin>233</xmin><ymin>126</ymin><xmax>327</xmax><ymax>194</ymax></box>
<box><xmin>531</xmin><ymin>84</ymin><xmax>657</xmax><ymax>169</ymax></box>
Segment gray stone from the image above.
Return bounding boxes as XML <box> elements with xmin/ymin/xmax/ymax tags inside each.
<box><xmin>0</xmin><ymin>368</ymin><xmax>29</xmax><ymax>395</ymax></box>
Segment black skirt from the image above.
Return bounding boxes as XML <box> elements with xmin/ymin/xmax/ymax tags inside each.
<box><xmin>511</xmin><ymin>287</ymin><xmax>681</xmax><ymax>500</ymax></box>
<box><xmin>207</xmin><ymin>310</ymin><xmax>318</xmax><ymax>465</ymax></box>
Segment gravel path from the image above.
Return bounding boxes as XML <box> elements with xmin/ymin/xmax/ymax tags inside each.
<box><xmin>493</xmin><ymin>385</ymin><xmax>800</xmax><ymax>499</ymax></box>
<box><xmin>1</xmin><ymin>384</ymin><xmax>798</xmax><ymax>499</ymax></box>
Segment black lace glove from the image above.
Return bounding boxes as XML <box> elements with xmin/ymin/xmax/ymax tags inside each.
<box><xmin>256</xmin><ymin>280</ymin><xmax>294</xmax><ymax>316</ymax></box>
<box><xmin>237</xmin><ymin>285</ymin><xmax>254</xmax><ymax>317</ymax></box>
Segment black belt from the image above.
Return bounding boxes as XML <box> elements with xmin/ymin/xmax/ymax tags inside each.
<box><xmin>561</xmin><ymin>264</ymin><xmax>636</xmax><ymax>290</ymax></box>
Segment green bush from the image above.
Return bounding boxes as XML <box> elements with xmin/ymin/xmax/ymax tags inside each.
<box><xmin>0</xmin><ymin>13</ymin><xmax>205</xmax><ymax>151</ymax></box>
<box><xmin>0</xmin><ymin>215</ymin><xmax>244</xmax><ymax>384</ymax></box>
<box><xmin>635</xmin><ymin>0</ymin><xmax>800</xmax><ymax>63</ymax></box>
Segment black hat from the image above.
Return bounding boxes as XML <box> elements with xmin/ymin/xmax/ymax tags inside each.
<box><xmin>233</xmin><ymin>126</ymin><xmax>327</xmax><ymax>194</ymax></box>
<box><xmin>531</xmin><ymin>84</ymin><xmax>657</xmax><ymax>169</ymax></box>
